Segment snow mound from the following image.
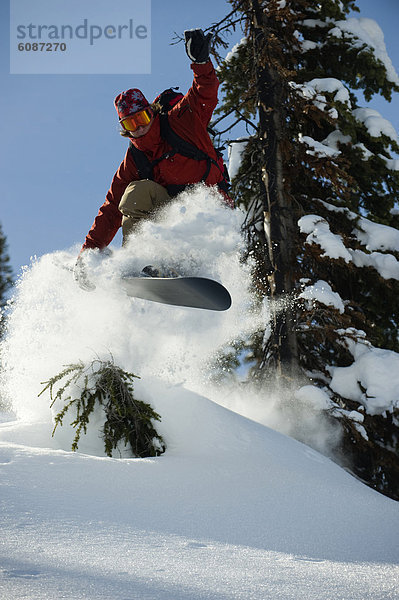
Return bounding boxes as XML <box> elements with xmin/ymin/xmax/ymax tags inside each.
<box><xmin>1</xmin><ymin>386</ymin><xmax>398</xmax><ymax>599</ymax></box>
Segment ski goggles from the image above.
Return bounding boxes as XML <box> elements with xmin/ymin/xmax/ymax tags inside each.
<box><xmin>120</xmin><ymin>108</ymin><xmax>152</xmax><ymax>132</ymax></box>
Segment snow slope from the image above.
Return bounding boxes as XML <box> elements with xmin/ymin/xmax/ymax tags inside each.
<box><xmin>1</xmin><ymin>187</ymin><xmax>398</xmax><ymax>599</ymax></box>
<box><xmin>1</xmin><ymin>391</ymin><xmax>398</xmax><ymax>600</ymax></box>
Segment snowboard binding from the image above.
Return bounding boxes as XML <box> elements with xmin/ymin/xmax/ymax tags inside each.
<box><xmin>140</xmin><ymin>265</ymin><xmax>180</xmax><ymax>279</ymax></box>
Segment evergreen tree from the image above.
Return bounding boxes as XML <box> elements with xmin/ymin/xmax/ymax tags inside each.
<box><xmin>211</xmin><ymin>0</ymin><xmax>399</xmax><ymax>498</ymax></box>
<box><xmin>0</xmin><ymin>222</ymin><xmax>13</xmax><ymax>334</ymax></box>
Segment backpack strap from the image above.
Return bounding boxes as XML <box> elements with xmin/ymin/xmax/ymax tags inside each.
<box><xmin>160</xmin><ymin>113</ymin><xmax>224</xmax><ymax>184</ymax></box>
<box><xmin>128</xmin><ymin>143</ymin><xmax>153</xmax><ymax>180</ymax></box>
<box><xmin>158</xmin><ymin>113</ymin><xmax>209</xmax><ymax>163</ymax></box>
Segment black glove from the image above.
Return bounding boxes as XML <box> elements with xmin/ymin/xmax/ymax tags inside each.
<box><xmin>73</xmin><ymin>252</ymin><xmax>96</xmax><ymax>292</ymax></box>
<box><xmin>184</xmin><ymin>29</ymin><xmax>212</xmax><ymax>64</ymax></box>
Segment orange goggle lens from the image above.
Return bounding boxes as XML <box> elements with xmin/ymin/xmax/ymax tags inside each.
<box><xmin>121</xmin><ymin>109</ymin><xmax>152</xmax><ymax>132</ymax></box>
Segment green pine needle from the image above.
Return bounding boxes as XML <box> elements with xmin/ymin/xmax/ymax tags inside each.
<box><xmin>39</xmin><ymin>359</ymin><xmax>166</xmax><ymax>458</ymax></box>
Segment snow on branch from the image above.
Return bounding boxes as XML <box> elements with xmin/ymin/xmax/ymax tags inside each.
<box><xmin>352</xmin><ymin>108</ymin><xmax>399</xmax><ymax>143</ymax></box>
<box><xmin>298</xmin><ymin>214</ymin><xmax>352</xmax><ymax>262</ymax></box>
<box><xmin>322</xmin><ymin>131</ymin><xmax>352</xmax><ymax>153</ymax></box>
<box><xmin>329</xmin><ymin>18</ymin><xmax>399</xmax><ymax>86</ymax></box>
<box><xmin>298</xmin><ymin>136</ymin><xmax>341</xmax><ymax>158</ymax></box>
<box><xmin>319</xmin><ymin>199</ymin><xmax>399</xmax><ymax>253</ymax></box>
<box><xmin>382</xmin><ymin>157</ymin><xmax>399</xmax><ymax>171</ymax></box>
<box><xmin>299</xmin><ymin>280</ymin><xmax>345</xmax><ymax>314</ymax></box>
<box><xmin>350</xmin><ymin>249</ymin><xmax>399</xmax><ymax>280</ymax></box>
<box><xmin>223</xmin><ymin>37</ymin><xmax>247</xmax><ymax>63</ymax></box>
<box><xmin>353</xmin><ymin>216</ymin><xmax>399</xmax><ymax>252</ymax></box>
<box><xmin>289</xmin><ymin>81</ymin><xmax>339</xmax><ymax>119</ymax></box>
<box><xmin>299</xmin><ymin>209</ymin><xmax>399</xmax><ymax>281</ymax></box>
<box><xmin>307</xmin><ymin>78</ymin><xmax>351</xmax><ymax>106</ymax></box>
<box><xmin>329</xmin><ymin>331</ymin><xmax>399</xmax><ymax>416</ymax></box>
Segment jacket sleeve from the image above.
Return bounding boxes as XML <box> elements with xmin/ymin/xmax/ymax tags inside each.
<box><xmin>181</xmin><ymin>60</ymin><xmax>219</xmax><ymax>125</ymax></box>
<box><xmin>82</xmin><ymin>149</ymin><xmax>138</xmax><ymax>251</ymax></box>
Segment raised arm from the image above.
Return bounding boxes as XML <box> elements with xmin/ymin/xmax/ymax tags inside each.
<box><xmin>181</xmin><ymin>29</ymin><xmax>219</xmax><ymax>124</ymax></box>
<box><xmin>183</xmin><ymin>61</ymin><xmax>220</xmax><ymax>124</ymax></box>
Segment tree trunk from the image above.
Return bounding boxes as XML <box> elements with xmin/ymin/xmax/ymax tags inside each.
<box><xmin>251</xmin><ymin>0</ymin><xmax>299</xmax><ymax>379</ymax></box>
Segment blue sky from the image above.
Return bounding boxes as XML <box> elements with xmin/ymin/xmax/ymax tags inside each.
<box><xmin>1</xmin><ymin>0</ymin><xmax>399</xmax><ymax>274</ymax></box>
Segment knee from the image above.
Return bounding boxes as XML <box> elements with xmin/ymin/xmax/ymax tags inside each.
<box><xmin>119</xmin><ymin>180</ymin><xmax>149</xmax><ymax>214</ymax></box>
<box><xmin>119</xmin><ymin>179</ymin><xmax>170</xmax><ymax>215</ymax></box>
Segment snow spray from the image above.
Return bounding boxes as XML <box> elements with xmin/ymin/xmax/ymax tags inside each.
<box><xmin>0</xmin><ymin>185</ymin><xmax>339</xmax><ymax>457</ymax></box>
<box><xmin>0</xmin><ymin>187</ymin><xmax>266</xmax><ymax>443</ymax></box>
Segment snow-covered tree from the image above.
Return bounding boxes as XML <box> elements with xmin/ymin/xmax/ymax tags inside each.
<box><xmin>212</xmin><ymin>0</ymin><xmax>399</xmax><ymax>498</ymax></box>
<box><xmin>0</xmin><ymin>222</ymin><xmax>13</xmax><ymax>335</ymax></box>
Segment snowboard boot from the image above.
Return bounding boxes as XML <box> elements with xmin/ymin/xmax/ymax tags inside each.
<box><xmin>140</xmin><ymin>265</ymin><xmax>179</xmax><ymax>278</ymax></box>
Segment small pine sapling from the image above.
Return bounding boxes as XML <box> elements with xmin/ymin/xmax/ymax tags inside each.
<box><xmin>39</xmin><ymin>359</ymin><xmax>166</xmax><ymax>458</ymax></box>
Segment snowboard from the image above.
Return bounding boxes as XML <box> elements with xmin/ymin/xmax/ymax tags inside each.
<box><xmin>121</xmin><ymin>275</ymin><xmax>232</xmax><ymax>311</ymax></box>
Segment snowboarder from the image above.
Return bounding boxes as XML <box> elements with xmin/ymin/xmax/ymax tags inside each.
<box><xmin>75</xmin><ymin>29</ymin><xmax>232</xmax><ymax>289</ymax></box>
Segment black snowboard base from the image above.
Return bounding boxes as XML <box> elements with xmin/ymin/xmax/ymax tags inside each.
<box><xmin>121</xmin><ymin>275</ymin><xmax>232</xmax><ymax>311</ymax></box>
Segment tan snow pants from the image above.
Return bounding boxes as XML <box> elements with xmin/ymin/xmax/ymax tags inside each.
<box><xmin>118</xmin><ymin>179</ymin><xmax>170</xmax><ymax>244</ymax></box>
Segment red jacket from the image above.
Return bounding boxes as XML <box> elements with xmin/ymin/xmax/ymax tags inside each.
<box><xmin>83</xmin><ymin>61</ymin><xmax>230</xmax><ymax>251</ymax></box>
